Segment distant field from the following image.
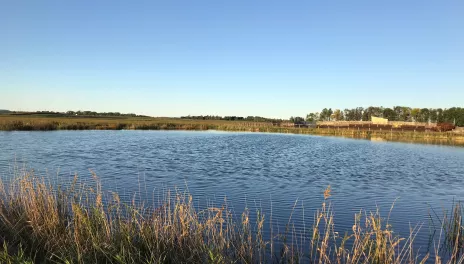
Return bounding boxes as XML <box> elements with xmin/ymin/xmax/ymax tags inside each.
<box><xmin>0</xmin><ymin>113</ymin><xmax>269</xmax><ymax>123</ymax></box>
<box><xmin>1</xmin><ymin>114</ymin><xmax>463</xmax><ymax>146</ymax></box>
<box><xmin>0</xmin><ymin>114</ymin><xmax>273</xmax><ymax>130</ymax></box>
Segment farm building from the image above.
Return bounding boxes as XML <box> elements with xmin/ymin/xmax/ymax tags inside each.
<box><xmin>371</xmin><ymin>116</ymin><xmax>388</xmax><ymax>124</ymax></box>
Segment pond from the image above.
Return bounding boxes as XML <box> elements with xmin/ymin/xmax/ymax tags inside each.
<box><xmin>1</xmin><ymin>130</ymin><xmax>463</xmax><ymax>258</ymax></box>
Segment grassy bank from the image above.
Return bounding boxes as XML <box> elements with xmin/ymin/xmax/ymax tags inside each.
<box><xmin>0</xmin><ymin>171</ymin><xmax>463</xmax><ymax>263</ymax></box>
<box><xmin>1</xmin><ymin>115</ymin><xmax>463</xmax><ymax>147</ymax></box>
<box><xmin>0</xmin><ymin>115</ymin><xmax>275</xmax><ymax>131</ymax></box>
<box><xmin>250</xmin><ymin>127</ymin><xmax>464</xmax><ymax>147</ymax></box>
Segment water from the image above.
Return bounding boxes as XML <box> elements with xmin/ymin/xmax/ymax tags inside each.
<box><xmin>1</xmin><ymin>130</ymin><xmax>464</xmax><ymax>258</ymax></box>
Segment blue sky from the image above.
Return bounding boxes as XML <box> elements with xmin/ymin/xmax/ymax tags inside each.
<box><xmin>1</xmin><ymin>0</ymin><xmax>463</xmax><ymax>118</ymax></box>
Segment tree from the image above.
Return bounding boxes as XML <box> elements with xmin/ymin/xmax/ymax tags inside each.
<box><xmin>411</xmin><ymin>108</ymin><xmax>421</xmax><ymax>122</ymax></box>
<box><xmin>362</xmin><ymin>106</ymin><xmax>375</xmax><ymax>121</ymax></box>
<box><xmin>418</xmin><ymin>108</ymin><xmax>430</xmax><ymax>123</ymax></box>
<box><xmin>319</xmin><ymin>108</ymin><xmax>329</xmax><ymax>121</ymax></box>
<box><xmin>366</xmin><ymin>106</ymin><xmax>384</xmax><ymax>118</ymax></box>
<box><xmin>382</xmin><ymin>108</ymin><xmax>396</xmax><ymax>121</ymax></box>
<box><xmin>332</xmin><ymin>109</ymin><xmax>344</xmax><ymax>121</ymax></box>
<box><xmin>344</xmin><ymin>109</ymin><xmax>353</xmax><ymax>121</ymax></box>
<box><xmin>393</xmin><ymin>106</ymin><xmax>411</xmax><ymax>121</ymax></box>
<box><xmin>443</xmin><ymin>107</ymin><xmax>464</xmax><ymax>126</ymax></box>
<box><xmin>293</xmin><ymin>116</ymin><xmax>305</xmax><ymax>124</ymax></box>
<box><xmin>306</xmin><ymin>113</ymin><xmax>318</xmax><ymax>122</ymax></box>
<box><xmin>437</xmin><ymin>108</ymin><xmax>444</xmax><ymax>123</ymax></box>
<box><xmin>355</xmin><ymin>107</ymin><xmax>364</xmax><ymax>121</ymax></box>
<box><xmin>403</xmin><ymin>107</ymin><xmax>412</xmax><ymax>121</ymax></box>
<box><xmin>429</xmin><ymin>109</ymin><xmax>438</xmax><ymax>123</ymax></box>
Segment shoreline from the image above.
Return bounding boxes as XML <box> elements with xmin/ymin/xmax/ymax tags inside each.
<box><xmin>1</xmin><ymin>117</ymin><xmax>463</xmax><ymax>147</ymax></box>
<box><xmin>2</xmin><ymin>123</ymin><xmax>464</xmax><ymax>147</ymax></box>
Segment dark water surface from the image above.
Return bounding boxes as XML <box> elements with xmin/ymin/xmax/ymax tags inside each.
<box><xmin>1</xmin><ymin>130</ymin><xmax>463</xmax><ymax>256</ymax></box>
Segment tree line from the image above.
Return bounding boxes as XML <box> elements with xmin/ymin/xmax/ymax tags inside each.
<box><xmin>6</xmin><ymin>110</ymin><xmax>148</xmax><ymax>118</ymax></box>
<box><xmin>64</xmin><ymin>111</ymin><xmax>142</xmax><ymax>117</ymax></box>
<box><xmin>4</xmin><ymin>108</ymin><xmax>463</xmax><ymax>126</ymax></box>
<box><xmin>298</xmin><ymin>107</ymin><xmax>464</xmax><ymax>126</ymax></box>
<box><xmin>180</xmin><ymin>115</ymin><xmax>284</xmax><ymax>123</ymax></box>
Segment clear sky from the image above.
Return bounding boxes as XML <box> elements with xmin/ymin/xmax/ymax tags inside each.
<box><xmin>1</xmin><ymin>1</ymin><xmax>463</xmax><ymax>118</ymax></box>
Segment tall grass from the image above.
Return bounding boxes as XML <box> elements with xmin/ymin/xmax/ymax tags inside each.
<box><xmin>1</xmin><ymin>116</ymin><xmax>463</xmax><ymax>147</ymax></box>
<box><xmin>0</xmin><ymin>170</ymin><xmax>462</xmax><ymax>263</ymax></box>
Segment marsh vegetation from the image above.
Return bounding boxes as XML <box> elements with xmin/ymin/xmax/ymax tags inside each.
<box><xmin>0</xmin><ymin>115</ymin><xmax>463</xmax><ymax>147</ymax></box>
<box><xmin>0</xmin><ymin>171</ymin><xmax>463</xmax><ymax>263</ymax></box>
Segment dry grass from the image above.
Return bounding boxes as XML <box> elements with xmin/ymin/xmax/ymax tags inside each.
<box><xmin>0</xmin><ymin>170</ymin><xmax>462</xmax><ymax>263</ymax></box>
<box><xmin>0</xmin><ymin>115</ymin><xmax>272</xmax><ymax>131</ymax></box>
<box><xmin>1</xmin><ymin>115</ymin><xmax>463</xmax><ymax>147</ymax></box>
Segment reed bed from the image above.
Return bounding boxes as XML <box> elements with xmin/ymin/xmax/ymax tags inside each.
<box><xmin>1</xmin><ymin>116</ymin><xmax>463</xmax><ymax>147</ymax></box>
<box><xmin>0</xmin><ymin>170</ymin><xmax>462</xmax><ymax>263</ymax></box>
